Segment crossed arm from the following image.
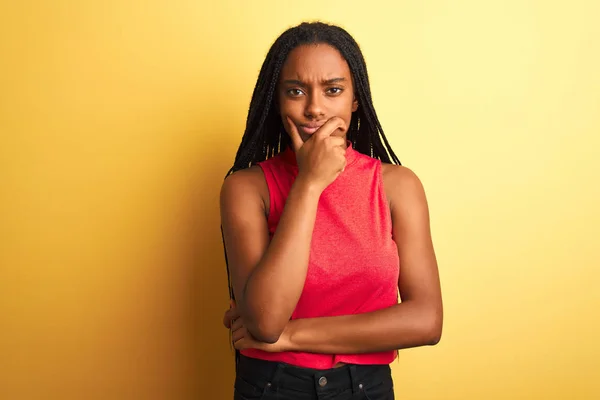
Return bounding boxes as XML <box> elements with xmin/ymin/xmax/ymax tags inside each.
<box><xmin>220</xmin><ymin>164</ymin><xmax>442</xmax><ymax>354</ymax></box>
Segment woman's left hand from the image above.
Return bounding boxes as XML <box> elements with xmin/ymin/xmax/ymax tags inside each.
<box><xmin>223</xmin><ymin>303</ymin><xmax>290</xmax><ymax>353</ymax></box>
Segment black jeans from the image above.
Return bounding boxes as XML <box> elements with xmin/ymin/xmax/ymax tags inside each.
<box><xmin>234</xmin><ymin>355</ymin><xmax>394</xmax><ymax>400</ymax></box>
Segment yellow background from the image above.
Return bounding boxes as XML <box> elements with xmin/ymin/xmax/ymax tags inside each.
<box><xmin>1</xmin><ymin>1</ymin><xmax>599</xmax><ymax>399</ymax></box>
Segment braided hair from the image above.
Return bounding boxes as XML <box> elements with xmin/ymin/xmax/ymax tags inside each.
<box><xmin>226</xmin><ymin>21</ymin><xmax>401</xmax><ymax>176</ymax></box>
<box><xmin>222</xmin><ymin>22</ymin><xmax>401</xmax><ymax>357</ymax></box>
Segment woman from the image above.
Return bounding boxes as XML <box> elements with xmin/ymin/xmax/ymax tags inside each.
<box><xmin>220</xmin><ymin>21</ymin><xmax>443</xmax><ymax>400</ymax></box>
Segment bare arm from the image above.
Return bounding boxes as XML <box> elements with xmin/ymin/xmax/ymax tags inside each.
<box><xmin>220</xmin><ymin>170</ymin><xmax>321</xmax><ymax>343</ymax></box>
<box><xmin>221</xmin><ymin>117</ymin><xmax>348</xmax><ymax>343</ymax></box>
<box><xmin>282</xmin><ymin>165</ymin><xmax>443</xmax><ymax>353</ymax></box>
<box><xmin>228</xmin><ymin>165</ymin><xmax>443</xmax><ymax>352</ymax></box>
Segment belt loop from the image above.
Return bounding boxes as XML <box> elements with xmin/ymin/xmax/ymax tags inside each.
<box><xmin>271</xmin><ymin>363</ymin><xmax>285</xmax><ymax>386</ymax></box>
<box><xmin>349</xmin><ymin>365</ymin><xmax>359</xmax><ymax>394</ymax></box>
<box><xmin>264</xmin><ymin>363</ymin><xmax>285</xmax><ymax>396</ymax></box>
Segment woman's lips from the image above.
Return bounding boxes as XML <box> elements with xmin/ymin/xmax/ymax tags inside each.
<box><xmin>299</xmin><ymin>124</ymin><xmax>323</xmax><ymax>135</ymax></box>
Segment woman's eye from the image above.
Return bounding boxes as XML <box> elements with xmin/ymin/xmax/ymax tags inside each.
<box><xmin>287</xmin><ymin>89</ymin><xmax>304</xmax><ymax>96</ymax></box>
<box><xmin>327</xmin><ymin>87</ymin><xmax>343</xmax><ymax>95</ymax></box>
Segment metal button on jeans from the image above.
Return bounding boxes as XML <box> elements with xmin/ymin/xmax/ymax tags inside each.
<box><xmin>318</xmin><ymin>376</ymin><xmax>327</xmax><ymax>387</ymax></box>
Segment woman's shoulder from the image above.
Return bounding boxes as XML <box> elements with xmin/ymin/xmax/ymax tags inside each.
<box><xmin>220</xmin><ymin>166</ymin><xmax>269</xmax><ymax>212</ymax></box>
<box><xmin>223</xmin><ymin>165</ymin><xmax>265</xmax><ymax>185</ymax></box>
<box><xmin>380</xmin><ymin>163</ymin><xmax>427</xmax><ymax>209</ymax></box>
<box><xmin>380</xmin><ymin>163</ymin><xmax>420</xmax><ymax>185</ymax></box>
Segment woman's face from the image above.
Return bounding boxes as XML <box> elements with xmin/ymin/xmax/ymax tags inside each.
<box><xmin>277</xmin><ymin>44</ymin><xmax>358</xmax><ymax>144</ymax></box>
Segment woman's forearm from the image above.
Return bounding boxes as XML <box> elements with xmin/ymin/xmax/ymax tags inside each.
<box><xmin>285</xmin><ymin>301</ymin><xmax>443</xmax><ymax>354</ymax></box>
<box><xmin>243</xmin><ymin>177</ymin><xmax>322</xmax><ymax>343</ymax></box>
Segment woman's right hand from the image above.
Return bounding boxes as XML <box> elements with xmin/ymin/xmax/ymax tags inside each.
<box><xmin>286</xmin><ymin>116</ymin><xmax>348</xmax><ymax>193</ymax></box>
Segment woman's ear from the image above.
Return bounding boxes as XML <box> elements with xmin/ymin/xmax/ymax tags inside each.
<box><xmin>352</xmin><ymin>98</ymin><xmax>358</xmax><ymax>112</ymax></box>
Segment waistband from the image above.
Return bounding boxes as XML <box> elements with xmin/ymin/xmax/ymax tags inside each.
<box><xmin>236</xmin><ymin>354</ymin><xmax>391</xmax><ymax>396</ymax></box>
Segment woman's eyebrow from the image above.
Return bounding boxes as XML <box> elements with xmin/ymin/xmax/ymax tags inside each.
<box><xmin>281</xmin><ymin>77</ymin><xmax>347</xmax><ymax>86</ymax></box>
